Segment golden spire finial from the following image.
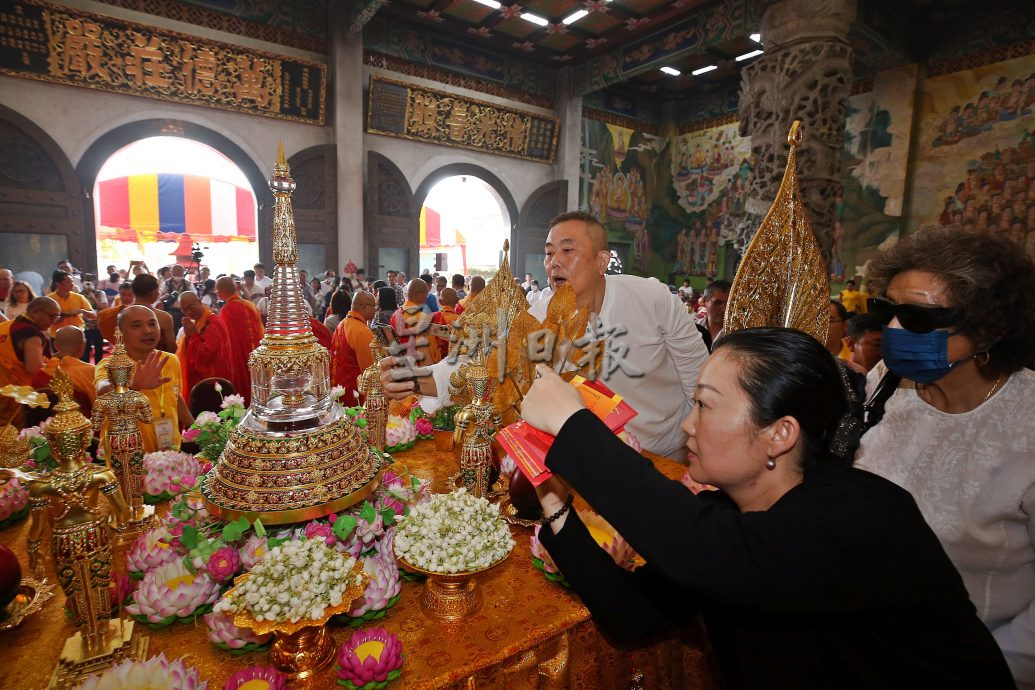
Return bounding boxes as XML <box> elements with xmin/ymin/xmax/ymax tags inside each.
<box><xmin>723</xmin><ymin>120</ymin><xmax>830</xmax><ymax>343</ymax></box>
<box><xmin>106</xmin><ymin>327</ymin><xmax>136</xmax><ymax>378</ymax></box>
<box><xmin>503</xmin><ymin>238</ymin><xmax>510</xmax><ymax>253</ymax></box>
<box><xmin>45</xmin><ymin>368</ymin><xmax>91</xmax><ymax>438</ymax></box>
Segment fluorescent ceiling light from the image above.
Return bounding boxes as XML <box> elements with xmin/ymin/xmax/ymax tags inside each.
<box><xmin>736</xmin><ymin>49</ymin><xmax>764</xmax><ymax>61</ymax></box>
<box><xmin>563</xmin><ymin>9</ymin><xmax>589</xmax><ymax>24</ymax></box>
<box><xmin>474</xmin><ymin>0</ymin><xmax>501</xmax><ymax>8</ymax></box>
<box><xmin>659</xmin><ymin>66</ymin><xmax>681</xmax><ymax>76</ymax></box>
<box><xmin>691</xmin><ymin>65</ymin><xmax>718</xmax><ymax>76</ymax></box>
<box><xmin>749</xmin><ymin>33</ymin><xmax>761</xmax><ymax>43</ymax></box>
<box><xmin>521</xmin><ymin>12</ymin><xmax>549</xmax><ymax>26</ymax></box>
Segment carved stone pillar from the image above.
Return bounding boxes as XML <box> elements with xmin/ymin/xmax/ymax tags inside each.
<box><xmin>730</xmin><ymin>0</ymin><xmax>856</xmax><ymax>257</ymax></box>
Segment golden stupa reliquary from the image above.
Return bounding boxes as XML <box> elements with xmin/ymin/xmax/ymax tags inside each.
<box><xmin>202</xmin><ymin>145</ymin><xmax>381</xmax><ymax>524</ymax></box>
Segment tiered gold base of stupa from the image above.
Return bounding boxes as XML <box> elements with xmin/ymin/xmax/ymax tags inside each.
<box><xmin>202</xmin><ymin>413</ymin><xmax>381</xmax><ymax>524</ymax></box>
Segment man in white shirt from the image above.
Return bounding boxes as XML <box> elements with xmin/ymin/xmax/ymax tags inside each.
<box><xmin>525</xmin><ymin>280</ymin><xmax>544</xmax><ymax>306</ymax></box>
<box><xmin>253</xmin><ymin>263</ymin><xmax>273</xmax><ymax>291</ymax></box>
<box><xmin>379</xmin><ymin>211</ymin><xmax>709</xmax><ymax>460</ymax></box>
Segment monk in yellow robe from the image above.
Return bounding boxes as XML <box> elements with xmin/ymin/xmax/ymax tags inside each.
<box><xmin>177</xmin><ymin>292</ymin><xmax>232</xmax><ymax>398</ymax></box>
<box><xmin>40</xmin><ymin>326</ymin><xmax>96</xmax><ymax>415</ymax></box>
<box><xmin>215</xmin><ymin>276</ymin><xmax>264</xmax><ymax>405</ymax></box>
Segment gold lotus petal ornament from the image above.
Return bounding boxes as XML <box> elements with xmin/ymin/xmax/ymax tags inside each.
<box><xmin>0</xmin><ymin>385</ymin><xmax>50</xmax><ymax>408</ymax></box>
<box><xmin>724</xmin><ymin>121</ymin><xmax>831</xmax><ymax>343</ymax></box>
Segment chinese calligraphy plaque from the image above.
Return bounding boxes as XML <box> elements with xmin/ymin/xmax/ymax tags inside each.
<box><xmin>367</xmin><ymin>76</ymin><xmax>559</xmax><ymax>164</ymax></box>
<box><xmin>0</xmin><ymin>0</ymin><xmax>326</xmax><ymax>125</ymax></box>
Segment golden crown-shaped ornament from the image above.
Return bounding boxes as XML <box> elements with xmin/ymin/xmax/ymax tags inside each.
<box><xmin>723</xmin><ymin>121</ymin><xmax>830</xmax><ymax>343</ymax></box>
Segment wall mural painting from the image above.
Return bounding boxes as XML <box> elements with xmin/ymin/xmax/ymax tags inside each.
<box><xmin>838</xmin><ymin>65</ymin><xmax>917</xmax><ymax>281</ymax></box>
<box><xmin>579</xmin><ymin>117</ymin><xmax>751</xmax><ymax>283</ymax></box>
<box><xmin>670</xmin><ymin>122</ymin><xmax>752</xmax><ymax>279</ymax></box>
<box><xmin>908</xmin><ymin>53</ymin><xmax>1035</xmax><ymax>260</ymax></box>
<box><xmin>581</xmin><ymin>119</ymin><xmax>658</xmax><ymax>274</ymax></box>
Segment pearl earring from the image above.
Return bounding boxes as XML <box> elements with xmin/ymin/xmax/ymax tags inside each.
<box><xmin>765</xmin><ymin>457</ymin><xmax>776</xmax><ymax>471</ymax></box>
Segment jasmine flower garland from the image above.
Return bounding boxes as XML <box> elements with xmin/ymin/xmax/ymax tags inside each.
<box><xmin>215</xmin><ymin>538</ymin><xmax>359</xmax><ymax>624</ymax></box>
<box><xmin>394</xmin><ymin>489</ymin><xmax>514</xmax><ymax>573</ymax></box>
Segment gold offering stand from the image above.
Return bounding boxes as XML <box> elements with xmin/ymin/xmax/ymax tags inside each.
<box><xmin>398</xmin><ymin>550</ymin><xmax>511</xmax><ymax>623</ymax></box>
<box><xmin>202</xmin><ymin>144</ymin><xmax>381</xmax><ymax>525</ymax></box>
<box><xmin>221</xmin><ymin>565</ymin><xmax>368</xmax><ymax>679</ymax></box>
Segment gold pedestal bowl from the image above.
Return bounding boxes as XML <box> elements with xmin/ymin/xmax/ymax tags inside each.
<box><xmin>398</xmin><ymin>550</ymin><xmax>511</xmax><ymax>623</ymax></box>
<box><xmin>221</xmin><ymin>566</ymin><xmax>369</xmax><ymax>679</ymax></box>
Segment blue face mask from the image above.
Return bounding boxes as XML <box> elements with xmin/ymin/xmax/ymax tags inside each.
<box><xmin>880</xmin><ymin>326</ymin><xmax>969</xmax><ymax>384</ymax></box>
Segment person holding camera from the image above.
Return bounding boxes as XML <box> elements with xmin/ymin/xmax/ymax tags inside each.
<box><xmin>159</xmin><ymin>264</ymin><xmax>196</xmax><ymax>335</ymax></box>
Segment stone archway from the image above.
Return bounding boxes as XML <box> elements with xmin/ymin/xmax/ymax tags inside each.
<box><xmin>413</xmin><ymin>163</ymin><xmax>519</xmax><ymax>256</ymax></box>
<box><xmin>76</xmin><ymin>119</ymin><xmax>271</xmax><ymax>274</ymax></box>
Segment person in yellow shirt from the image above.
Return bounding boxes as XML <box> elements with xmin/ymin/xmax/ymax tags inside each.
<box><xmin>47</xmin><ymin>270</ymin><xmax>95</xmax><ymax>336</ymax></box>
<box><xmin>94</xmin><ymin>305</ymin><xmax>193</xmax><ymax>453</ymax></box>
<box><xmin>41</xmin><ymin>326</ymin><xmax>96</xmax><ymax>412</ymax></box>
<box><xmin>838</xmin><ymin>279</ymin><xmax>868</xmax><ymax>317</ymax></box>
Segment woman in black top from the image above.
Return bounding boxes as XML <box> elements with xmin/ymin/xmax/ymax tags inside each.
<box><xmin>521</xmin><ymin>328</ymin><xmax>1012</xmax><ymax>689</ymax></box>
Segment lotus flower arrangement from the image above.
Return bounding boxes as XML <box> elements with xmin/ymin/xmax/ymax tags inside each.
<box><xmin>239</xmin><ymin>534</ymin><xmax>269</xmax><ymax>570</ymax></box>
<box><xmin>342</xmin><ymin>528</ymin><xmax>400</xmax><ymax>624</ymax></box>
<box><xmin>204</xmin><ymin>546</ymin><xmax>242</xmax><ymax>583</ymax></box>
<box><xmin>413</xmin><ymin>416</ymin><xmax>433</xmax><ymax>440</ymax></box>
<box><xmin>203</xmin><ymin>609</ymin><xmax>272</xmax><ymax>654</ymax></box>
<box><xmin>182</xmin><ymin>394</ymin><xmax>245</xmax><ymax>462</ymax></box>
<box><xmin>384</xmin><ymin>415</ymin><xmax>416</xmax><ymax>453</ymax></box>
<box><xmin>18</xmin><ymin>421</ymin><xmax>57</xmax><ymax>472</ymax></box>
<box><xmin>126</xmin><ymin>526</ymin><xmax>182</xmax><ymax>579</ymax></box>
<box><xmin>335</xmin><ymin>628</ymin><xmax>403</xmax><ymax>690</ymax></box>
<box><xmin>126</xmin><ymin>559</ymin><xmax>221</xmax><ymax>628</ymax></box>
<box><xmin>76</xmin><ymin>653</ymin><xmax>207</xmax><ymax>690</ymax></box>
<box><xmin>222</xmin><ymin>666</ymin><xmax>287</xmax><ymax>690</ymax></box>
<box><xmin>0</xmin><ymin>474</ymin><xmax>28</xmax><ymax>528</ymax></box>
<box><xmin>143</xmin><ymin>451</ymin><xmax>205</xmax><ymax>503</ymax></box>
<box><xmin>530</xmin><ymin>510</ymin><xmax>636</xmax><ymax>586</ymax></box>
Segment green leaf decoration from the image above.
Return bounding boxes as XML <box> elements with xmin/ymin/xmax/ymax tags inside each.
<box><xmin>379</xmin><ymin>508</ymin><xmax>396</xmax><ymax>527</ymax></box>
<box><xmin>181</xmin><ymin>525</ymin><xmax>200</xmax><ymax>550</ymax></box>
<box><xmin>254</xmin><ymin>518</ymin><xmax>266</xmax><ymax>538</ymax></box>
<box><xmin>359</xmin><ymin>502</ymin><xmax>376</xmax><ymax>524</ymax></box>
<box><xmin>332</xmin><ymin>514</ymin><xmax>358</xmax><ymax>541</ymax></box>
<box><xmin>267</xmin><ymin>536</ymin><xmax>289</xmax><ymax>549</ymax></box>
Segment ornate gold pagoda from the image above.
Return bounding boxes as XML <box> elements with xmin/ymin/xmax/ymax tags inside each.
<box><xmin>202</xmin><ymin>144</ymin><xmax>381</xmax><ymax>524</ymax></box>
<box><xmin>723</xmin><ymin>121</ymin><xmax>831</xmax><ymax>344</ymax></box>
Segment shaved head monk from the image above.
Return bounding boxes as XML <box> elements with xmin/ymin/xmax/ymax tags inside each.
<box><xmin>216</xmin><ymin>276</ymin><xmax>264</xmax><ymax>404</ymax></box>
<box><xmin>41</xmin><ymin>325</ymin><xmax>96</xmax><ymax>411</ymax></box>
<box><xmin>177</xmin><ymin>292</ymin><xmax>232</xmax><ymax>396</ymax></box>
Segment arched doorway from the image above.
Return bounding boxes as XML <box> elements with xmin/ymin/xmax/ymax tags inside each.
<box><xmin>0</xmin><ymin>104</ymin><xmax>85</xmax><ymax>278</ymax></box>
<box><xmin>93</xmin><ymin>137</ymin><xmax>259</xmax><ymax>277</ymax></box>
<box><xmin>77</xmin><ymin>119</ymin><xmax>271</xmax><ymax>275</ymax></box>
<box><xmin>419</xmin><ymin>176</ymin><xmax>511</xmax><ymax>279</ymax></box>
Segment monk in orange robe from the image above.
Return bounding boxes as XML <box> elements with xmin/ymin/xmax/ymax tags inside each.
<box><xmin>177</xmin><ymin>292</ymin><xmax>232</xmax><ymax>397</ymax></box>
<box><xmin>38</xmin><ymin>325</ymin><xmax>96</xmax><ymax>416</ymax></box>
<box><xmin>215</xmin><ymin>276</ymin><xmax>264</xmax><ymax>405</ymax></box>
<box><xmin>96</xmin><ymin>281</ymin><xmax>135</xmax><ymax>345</ymax></box>
<box><xmin>431</xmin><ymin>287</ymin><xmax>461</xmax><ymax>357</ymax></box>
<box><xmin>390</xmin><ymin>280</ymin><xmax>441</xmax><ymax>367</ymax></box>
<box><xmin>330</xmin><ymin>291</ymin><xmax>377</xmax><ymax>406</ymax></box>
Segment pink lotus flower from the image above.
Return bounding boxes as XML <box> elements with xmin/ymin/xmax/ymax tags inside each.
<box><xmin>78</xmin><ymin>654</ymin><xmax>207</xmax><ymax>690</ymax></box>
<box><xmin>414</xmin><ymin>417</ymin><xmax>433</xmax><ymax>436</ymax></box>
<box><xmin>126</xmin><ymin>560</ymin><xmax>220</xmax><ymax>624</ymax></box>
<box><xmin>239</xmin><ymin>534</ymin><xmax>269</xmax><ymax>570</ymax></box>
<box><xmin>222</xmin><ymin>666</ymin><xmax>286</xmax><ymax>690</ymax></box>
<box><xmin>344</xmin><ymin>512</ymin><xmax>384</xmax><ymax>554</ymax></box>
<box><xmin>194</xmin><ymin>411</ymin><xmax>220</xmax><ymax>427</ymax></box>
<box><xmin>304</xmin><ymin>520</ymin><xmax>336</xmax><ymax>546</ymax></box>
<box><xmin>203</xmin><ymin>609</ymin><xmax>272</xmax><ymax>650</ymax></box>
<box><xmin>143</xmin><ymin>451</ymin><xmax>203</xmax><ymax>498</ymax></box>
<box><xmin>336</xmin><ymin>627</ymin><xmax>403</xmax><ymax>689</ymax></box>
<box><xmin>0</xmin><ymin>476</ymin><xmax>28</xmax><ymax>522</ymax></box>
<box><xmin>126</xmin><ymin>527</ymin><xmax>182</xmax><ymax>575</ymax></box>
<box><xmin>181</xmin><ymin>428</ymin><xmax>201</xmax><ymax>443</ymax></box>
<box><xmin>385</xmin><ymin>415</ymin><xmax>416</xmax><ymax>451</ymax></box>
<box><xmin>205</xmin><ymin>546</ymin><xmax>241</xmax><ymax>582</ymax></box>
<box><xmin>220</xmin><ymin>394</ymin><xmax>245</xmax><ymax>409</ymax></box>
<box><xmin>347</xmin><ymin>533</ymin><xmax>401</xmax><ymax>617</ymax></box>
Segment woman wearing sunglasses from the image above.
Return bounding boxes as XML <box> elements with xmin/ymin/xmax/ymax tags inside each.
<box><xmin>856</xmin><ymin>225</ymin><xmax>1035</xmax><ymax>688</ymax></box>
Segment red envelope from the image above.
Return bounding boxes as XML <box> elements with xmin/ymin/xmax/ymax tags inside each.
<box><xmin>500</xmin><ymin>378</ymin><xmax>638</xmax><ymax>486</ymax></box>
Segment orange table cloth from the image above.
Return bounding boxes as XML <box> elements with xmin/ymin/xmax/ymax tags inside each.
<box><xmin>0</xmin><ymin>441</ymin><xmax>719</xmax><ymax>689</ymax></box>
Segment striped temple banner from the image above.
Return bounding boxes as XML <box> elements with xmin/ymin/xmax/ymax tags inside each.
<box><xmin>98</xmin><ymin>174</ymin><xmax>256</xmax><ymax>243</ymax></box>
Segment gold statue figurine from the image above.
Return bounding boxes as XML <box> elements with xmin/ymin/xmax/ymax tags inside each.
<box><xmin>359</xmin><ymin>324</ymin><xmax>392</xmax><ymax>452</ymax></box>
<box><xmin>91</xmin><ymin>328</ymin><xmax>156</xmax><ymax>535</ymax></box>
<box><xmin>27</xmin><ymin>369</ymin><xmax>146</xmax><ymax>686</ymax></box>
<box><xmin>451</xmin><ymin>348</ymin><xmax>503</xmax><ymax>498</ymax></box>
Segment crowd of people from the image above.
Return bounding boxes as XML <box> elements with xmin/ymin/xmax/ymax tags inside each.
<box><xmin>2</xmin><ymin>210</ymin><xmax>1034</xmax><ymax>688</ymax></box>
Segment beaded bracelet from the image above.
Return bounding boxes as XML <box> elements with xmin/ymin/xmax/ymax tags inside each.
<box><xmin>542</xmin><ymin>493</ymin><xmax>574</xmax><ymax>525</ymax></box>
